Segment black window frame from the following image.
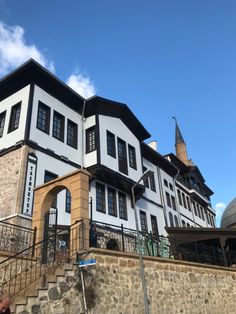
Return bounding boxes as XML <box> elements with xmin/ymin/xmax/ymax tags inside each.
<box><xmin>67</xmin><ymin>119</ymin><xmax>78</xmax><ymax>149</ymax></box>
<box><xmin>150</xmin><ymin>215</ymin><xmax>159</xmax><ymax>237</ymax></box>
<box><xmin>106</xmin><ymin>130</ymin><xmax>116</xmax><ymax>158</ymax></box>
<box><xmin>128</xmin><ymin>144</ymin><xmax>137</xmax><ymax>170</ymax></box>
<box><xmin>108</xmin><ymin>187</ymin><xmax>117</xmax><ymax>217</ymax></box>
<box><xmin>171</xmin><ymin>195</ymin><xmax>176</xmax><ymax>210</ymax></box>
<box><xmin>86</xmin><ymin>126</ymin><xmax>96</xmax><ymax>154</ymax></box>
<box><xmin>65</xmin><ymin>189</ymin><xmax>71</xmax><ymax>213</ymax></box>
<box><xmin>53</xmin><ymin>110</ymin><xmax>65</xmax><ymax>142</ymax></box>
<box><xmin>169</xmin><ymin>212</ymin><xmax>174</xmax><ymax>227</ymax></box>
<box><xmin>164</xmin><ymin>179</ymin><xmax>168</xmax><ymax>187</ymax></box>
<box><xmin>44</xmin><ymin>171</ymin><xmax>58</xmax><ymax>208</ymax></box>
<box><xmin>118</xmin><ymin>192</ymin><xmax>127</xmax><ymax>220</ymax></box>
<box><xmin>149</xmin><ymin>172</ymin><xmax>156</xmax><ymax>192</ymax></box>
<box><xmin>96</xmin><ymin>182</ymin><xmax>106</xmax><ymax>213</ymax></box>
<box><xmin>177</xmin><ymin>189</ymin><xmax>182</xmax><ymax>206</ymax></box>
<box><xmin>143</xmin><ymin>167</ymin><xmax>149</xmax><ymax>188</ymax></box>
<box><xmin>117</xmin><ymin>137</ymin><xmax>128</xmax><ymax>175</ymax></box>
<box><xmin>8</xmin><ymin>102</ymin><xmax>21</xmax><ymax>133</ymax></box>
<box><xmin>140</xmin><ymin>210</ymin><xmax>148</xmax><ymax>233</ymax></box>
<box><xmin>36</xmin><ymin>101</ymin><xmax>51</xmax><ymax>134</ymax></box>
<box><xmin>166</xmin><ymin>191</ymin><xmax>171</xmax><ymax>208</ymax></box>
<box><xmin>0</xmin><ymin>111</ymin><xmax>6</xmax><ymax>138</ymax></box>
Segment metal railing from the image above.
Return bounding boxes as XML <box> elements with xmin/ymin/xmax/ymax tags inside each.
<box><xmin>90</xmin><ymin>221</ymin><xmax>236</xmax><ymax>267</ymax></box>
<box><xmin>90</xmin><ymin>221</ymin><xmax>171</xmax><ymax>258</ymax></box>
<box><xmin>0</xmin><ymin>219</ymin><xmax>83</xmax><ymax>296</ymax></box>
<box><xmin>0</xmin><ymin>221</ymin><xmax>36</xmax><ymax>254</ymax></box>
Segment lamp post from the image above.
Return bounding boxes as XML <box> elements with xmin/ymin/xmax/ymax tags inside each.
<box><xmin>131</xmin><ymin>169</ymin><xmax>154</xmax><ymax>314</ymax></box>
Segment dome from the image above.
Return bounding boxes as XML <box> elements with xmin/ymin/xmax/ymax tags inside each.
<box><xmin>221</xmin><ymin>197</ymin><xmax>236</xmax><ymax>228</ymax></box>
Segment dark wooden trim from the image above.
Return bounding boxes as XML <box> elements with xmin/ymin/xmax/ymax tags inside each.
<box><xmin>24</xmin><ymin>83</ymin><xmax>35</xmax><ymax>140</ymax></box>
<box><xmin>96</xmin><ymin>114</ymin><xmax>100</xmax><ymax>164</ymax></box>
<box><xmin>141</xmin><ymin>196</ymin><xmax>163</xmax><ymax>208</ymax></box>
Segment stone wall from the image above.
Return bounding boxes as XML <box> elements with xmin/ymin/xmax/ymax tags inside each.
<box><xmin>0</xmin><ymin>146</ymin><xmax>29</xmax><ymax>219</ymax></box>
<box><xmin>16</xmin><ymin>249</ymin><xmax>236</xmax><ymax>314</ymax></box>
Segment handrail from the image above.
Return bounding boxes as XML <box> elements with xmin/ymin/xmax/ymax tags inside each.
<box><xmin>0</xmin><ymin>219</ymin><xmax>84</xmax><ymax>296</ymax></box>
<box><xmin>0</xmin><ymin>220</ymin><xmax>35</xmax><ymax>232</ymax></box>
<box><xmin>0</xmin><ymin>219</ymin><xmax>83</xmax><ymax>266</ymax></box>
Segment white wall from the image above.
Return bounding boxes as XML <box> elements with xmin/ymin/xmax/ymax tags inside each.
<box><xmin>84</xmin><ymin>115</ymin><xmax>97</xmax><ymax>167</ymax></box>
<box><xmin>0</xmin><ymin>85</ymin><xmax>30</xmax><ymax>149</ymax></box>
<box><xmin>90</xmin><ymin>180</ymin><xmax>136</xmax><ymax>230</ymax></box>
<box><xmin>99</xmin><ymin>115</ymin><xmax>143</xmax><ymax>183</ymax></box>
<box><xmin>30</xmin><ymin>85</ymin><xmax>82</xmax><ymax>165</ymax></box>
<box><xmin>142</xmin><ymin>158</ymin><xmax>162</xmax><ymax>205</ymax></box>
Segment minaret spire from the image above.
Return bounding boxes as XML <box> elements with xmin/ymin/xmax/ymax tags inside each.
<box><xmin>172</xmin><ymin>117</ymin><xmax>193</xmax><ymax>166</ymax></box>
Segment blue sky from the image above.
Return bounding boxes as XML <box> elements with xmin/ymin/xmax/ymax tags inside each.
<box><xmin>1</xmin><ymin>0</ymin><xmax>236</xmax><ymax>225</ymax></box>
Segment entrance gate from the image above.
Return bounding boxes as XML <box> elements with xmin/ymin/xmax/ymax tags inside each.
<box><xmin>42</xmin><ymin>209</ymin><xmax>58</xmax><ymax>264</ymax></box>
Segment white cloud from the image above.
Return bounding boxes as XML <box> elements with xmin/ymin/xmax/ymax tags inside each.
<box><xmin>0</xmin><ymin>21</ymin><xmax>96</xmax><ymax>98</ymax></box>
<box><xmin>0</xmin><ymin>21</ymin><xmax>54</xmax><ymax>75</ymax></box>
<box><xmin>66</xmin><ymin>72</ymin><xmax>96</xmax><ymax>99</ymax></box>
<box><xmin>215</xmin><ymin>202</ymin><xmax>226</xmax><ymax>214</ymax></box>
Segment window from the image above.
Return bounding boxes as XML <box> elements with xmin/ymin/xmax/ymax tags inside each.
<box><xmin>67</xmin><ymin>120</ymin><xmax>78</xmax><ymax>149</ymax></box>
<box><xmin>182</xmin><ymin>220</ymin><xmax>186</xmax><ymax>227</ymax></box>
<box><xmin>174</xmin><ymin>215</ymin><xmax>179</xmax><ymax>227</ymax></box>
<box><xmin>164</xmin><ymin>179</ymin><xmax>168</xmax><ymax>187</ymax></box>
<box><xmin>37</xmin><ymin>101</ymin><xmax>50</xmax><ymax>134</ymax></box>
<box><xmin>169</xmin><ymin>212</ymin><xmax>174</xmax><ymax>227</ymax></box>
<box><xmin>65</xmin><ymin>190</ymin><xmax>71</xmax><ymax>213</ymax></box>
<box><xmin>0</xmin><ymin>111</ymin><xmax>6</xmax><ymax>138</ymax></box>
<box><xmin>169</xmin><ymin>183</ymin><xmax>173</xmax><ymax>191</ymax></box>
<box><xmin>108</xmin><ymin>187</ymin><xmax>117</xmax><ymax>217</ymax></box>
<box><xmin>166</xmin><ymin>192</ymin><xmax>171</xmax><ymax>207</ymax></box>
<box><xmin>151</xmin><ymin>215</ymin><xmax>159</xmax><ymax>237</ymax></box>
<box><xmin>8</xmin><ymin>102</ymin><xmax>21</xmax><ymax>133</ymax></box>
<box><xmin>86</xmin><ymin>126</ymin><xmax>96</xmax><ymax>153</ymax></box>
<box><xmin>96</xmin><ymin>182</ymin><xmax>105</xmax><ymax>213</ymax></box>
<box><xmin>171</xmin><ymin>195</ymin><xmax>176</xmax><ymax>210</ymax></box>
<box><xmin>107</xmin><ymin>131</ymin><xmax>116</xmax><ymax>158</ymax></box>
<box><xmin>140</xmin><ymin>210</ymin><xmax>148</xmax><ymax>233</ymax></box>
<box><xmin>128</xmin><ymin>145</ymin><xmax>137</xmax><ymax>170</ymax></box>
<box><xmin>177</xmin><ymin>189</ymin><xmax>182</xmax><ymax>206</ymax></box>
<box><xmin>53</xmin><ymin>111</ymin><xmax>65</xmax><ymax>142</ymax></box>
<box><xmin>200</xmin><ymin>206</ymin><xmax>204</xmax><ymax>220</ymax></box>
<box><xmin>192</xmin><ymin>201</ymin><xmax>197</xmax><ymax>216</ymax></box>
<box><xmin>186</xmin><ymin>196</ymin><xmax>191</xmax><ymax>211</ymax></box>
<box><xmin>44</xmin><ymin>171</ymin><xmax>58</xmax><ymax>208</ymax></box>
<box><xmin>182</xmin><ymin>193</ymin><xmax>187</xmax><ymax>208</ymax></box>
<box><xmin>196</xmin><ymin>204</ymin><xmax>201</xmax><ymax>218</ymax></box>
<box><xmin>118</xmin><ymin>192</ymin><xmax>127</xmax><ymax>220</ymax></box>
<box><xmin>149</xmin><ymin>172</ymin><xmax>156</xmax><ymax>192</ymax></box>
<box><xmin>143</xmin><ymin>167</ymin><xmax>149</xmax><ymax>188</ymax></box>
<box><xmin>117</xmin><ymin>138</ymin><xmax>128</xmax><ymax>174</ymax></box>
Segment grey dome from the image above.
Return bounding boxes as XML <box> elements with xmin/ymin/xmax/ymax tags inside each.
<box><xmin>221</xmin><ymin>197</ymin><xmax>236</xmax><ymax>228</ymax></box>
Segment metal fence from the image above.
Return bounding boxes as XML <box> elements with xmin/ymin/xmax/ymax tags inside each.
<box><xmin>90</xmin><ymin>221</ymin><xmax>236</xmax><ymax>267</ymax></box>
<box><xmin>0</xmin><ymin>220</ymin><xmax>36</xmax><ymax>254</ymax></box>
<box><xmin>0</xmin><ymin>219</ymin><xmax>83</xmax><ymax>296</ymax></box>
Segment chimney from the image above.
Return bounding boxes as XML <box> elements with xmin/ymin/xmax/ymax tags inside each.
<box><xmin>148</xmin><ymin>140</ymin><xmax>158</xmax><ymax>151</ymax></box>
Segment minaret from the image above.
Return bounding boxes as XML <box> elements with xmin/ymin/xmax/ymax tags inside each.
<box><xmin>173</xmin><ymin>117</ymin><xmax>193</xmax><ymax>166</ymax></box>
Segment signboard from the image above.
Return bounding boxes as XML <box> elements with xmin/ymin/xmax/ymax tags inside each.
<box><xmin>78</xmin><ymin>258</ymin><xmax>96</xmax><ymax>268</ymax></box>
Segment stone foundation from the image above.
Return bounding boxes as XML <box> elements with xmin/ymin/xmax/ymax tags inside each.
<box><xmin>16</xmin><ymin>249</ymin><xmax>236</xmax><ymax>314</ymax></box>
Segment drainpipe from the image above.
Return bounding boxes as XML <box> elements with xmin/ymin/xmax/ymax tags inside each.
<box><xmin>172</xmin><ymin>169</ymin><xmax>182</xmax><ymax>227</ymax></box>
<box><xmin>156</xmin><ymin>166</ymin><xmax>168</xmax><ymax>226</ymax></box>
<box><xmin>81</xmin><ymin>99</ymin><xmax>86</xmax><ymax>169</ymax></box>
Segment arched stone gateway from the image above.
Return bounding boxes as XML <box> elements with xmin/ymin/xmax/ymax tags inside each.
<box><xmin>32</xmin><ymin>169</ymin><xmax>90</xmax><ymax>252</ymax></box>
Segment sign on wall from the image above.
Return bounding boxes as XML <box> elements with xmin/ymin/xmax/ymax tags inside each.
<box><xmin>22</xmin><ymin>153</ymin><xmax>37</xmax><ymax>216</ymax></box>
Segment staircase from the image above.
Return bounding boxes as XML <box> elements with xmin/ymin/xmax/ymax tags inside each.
<box><xmin>11</xmin><ymin>263</ymin><xmax>75</xmax><ymax>313</ymax></box>
<box><xmin>0</xmin><ymin>220</ymin><xmax>85</xmax><ymax>313</ymax></box>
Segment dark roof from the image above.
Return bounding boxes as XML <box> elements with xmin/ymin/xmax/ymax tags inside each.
<box><xmin>0</xmin><ymin>59</ymin><xmax>85</xmax><ymax>112</ymax></box>
<box><xmin>85</xmin><ymin>96</ymin><xmax>150</xmax><ymax>141</ymax></box>
<box><xmin>141</xmin><ymin>143</ymin><xmax>178</xmax><ymax>176</ymax></box>
<box><xmin>1</xmin><ymin>60</ymin><xmax>150</xmax><ymax>142</ymax></box>
<box><xmin>165</xmin><ymin>153</ymin><xmax>189</xmax><ymax>172</ymax></box>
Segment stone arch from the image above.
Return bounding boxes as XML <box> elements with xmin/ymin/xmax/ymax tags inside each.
<box><xmin>32</xmin><ymin>169</ymin><xmax>90</xmax><ymax>250</ymax></box>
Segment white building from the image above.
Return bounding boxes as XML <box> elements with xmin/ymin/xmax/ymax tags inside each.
<box><xmin>0</xmin><ymin>59</ymin><xmax>215</xmax><ymax>236</ymax></box>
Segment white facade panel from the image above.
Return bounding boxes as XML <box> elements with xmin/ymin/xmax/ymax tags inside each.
<box><xmin>0</xmin><ymin>85</ymin><xmax>30</xmax><ymax>149</ymax></box>
<box><xmin>99</xmin><ymin>115</ymin><xmax>142</xmax><ymax>183</ymax></box>
<box><xmin>30</xmin><ymin>85</ymin><xmax>82</xmax><ymax>165</ymax></box>
<box><xmin>142</xmin><ymin>158</ymin><xmax>161</xmax><ymax>205</ymax></box>
<box><xmin>84</xmin><ymin>115</ymin><xmax>97</xmax><ymax>167</ymax></box>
